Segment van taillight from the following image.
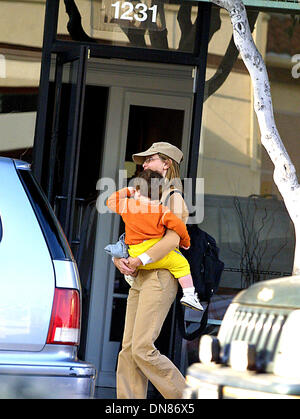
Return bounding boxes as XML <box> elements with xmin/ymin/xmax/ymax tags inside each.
<box><xmin>47</xmin><ymin>288</ymin><xmax>80</xmax><ymax>345</ymax></box>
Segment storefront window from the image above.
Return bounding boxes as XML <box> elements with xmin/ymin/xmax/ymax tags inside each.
<box><xmin>198</xmin><ymin>7</ymin><xmax>299</xmax><ymax>300</ymax></box>
<box><xmin>58</xmin><ymin>0</ymin><xmax>200</xmax><ymax>52</ymax></box>
<box><xmin>0</xmin><ymin>1</ymin><xmax>45</xmax><ymax>162</ymax></box>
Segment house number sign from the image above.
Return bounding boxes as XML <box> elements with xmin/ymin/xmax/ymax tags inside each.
<box><xmin>93</xmin><ymin>0</ymin><xmax>167</xmax><ymax>32</ymax></box>
<box><xmin>111</xmin><ymin>1</ymin><xmax>158</xmax><ymax>23</ymax></box>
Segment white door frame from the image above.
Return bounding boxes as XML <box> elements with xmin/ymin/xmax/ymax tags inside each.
<box><xmin>84</xmin><ymin>59</ymin><xmax>194</xmax><ymax>387</ymax></box>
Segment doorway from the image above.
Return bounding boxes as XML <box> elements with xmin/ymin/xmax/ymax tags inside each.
<box><xmin>84</xmin><ymin>62</ymin><xmax>194</xmax><ymax>387</ymax></box>
<box><xmin>38</xmin><ymin>54</ymin><xmax>195</xmax><ymax>387</ymax></box>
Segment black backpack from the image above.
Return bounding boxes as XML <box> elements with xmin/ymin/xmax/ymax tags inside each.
<box><xmin>181</xmin><ymin>225</ymin><xmax>224</xmax><ymax>302</ymax></box>
<box><xmin>164</xmin><ymin>190</ymin><xmax>225</xmax><ymax>340</ymax></box>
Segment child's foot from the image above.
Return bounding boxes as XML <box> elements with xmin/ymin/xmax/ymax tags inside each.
<box><xmin>180</xmin><ymin>293</ymin><xmax>204</xmax><ymax>311</ymax></box>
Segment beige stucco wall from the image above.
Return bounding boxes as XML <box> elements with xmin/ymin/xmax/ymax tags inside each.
<box><xmin>198</xmin><ymin>10</ymin><xmax>300</xmax><ymax>198</ymax></box>
<box><xmin>0</xmin><ymin>0</ymin><xmax>45</xmax><ymax>87</ymax></box>
<box><xmin>0</xmin><ymin>1</ymin><xmax>46</xmax><ymax>151</ymax></box>
<box><xmin>0</xmin><ymin>0</ymin><xmax>45</xmax><ymax>48</ymax></box>
<box><xmin>0</xmin><ymin>1</ymin><xmax>299</xmax><ymax>187</ymax></box>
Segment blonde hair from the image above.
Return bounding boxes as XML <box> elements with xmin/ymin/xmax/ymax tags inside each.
<box><xmin>158</xmin><ymin>153</ymin><xmax>182</xmax><ymax>191</ymax></box>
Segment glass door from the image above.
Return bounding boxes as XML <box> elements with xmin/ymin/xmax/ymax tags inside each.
<box><xmin>46</xmin><ymin>46</ymin><xmax>89</xmax><ymax>242</ymax></box>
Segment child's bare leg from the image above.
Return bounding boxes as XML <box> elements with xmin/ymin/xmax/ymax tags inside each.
<box><xmin>178</xmin><ymin>274</ymin><xmax>194</xmax><ymax>289</ymax></box>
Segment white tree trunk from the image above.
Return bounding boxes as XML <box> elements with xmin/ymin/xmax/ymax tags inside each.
<box><xmin>210</xmin><ymin>0</ymin><xmax>300</xmax><ymax>275</ymax></box>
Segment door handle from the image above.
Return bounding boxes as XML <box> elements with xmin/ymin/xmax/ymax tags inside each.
<box><xmin>0</xmin><ymin>216</ymin><xmax>2</xmax><ymax>242</ymax></box>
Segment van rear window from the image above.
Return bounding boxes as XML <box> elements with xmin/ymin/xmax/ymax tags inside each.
<box><xmin>17</xmin><ymin>169</ymin><xmax>73</xmax><ymax>261</ymax></box>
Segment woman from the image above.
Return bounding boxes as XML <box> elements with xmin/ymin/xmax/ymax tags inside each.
<box><xmin>115</xmin><ymin>142</ymin><xmax>189</xmax><ymax>399</ymax></box>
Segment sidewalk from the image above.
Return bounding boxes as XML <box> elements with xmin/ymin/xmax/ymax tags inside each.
<box><xmin>94</xmin><ymin>386</ymin><xmax>162</xmax><ymax>399</ymax></box>
<box><xmin>94</xmin><ymin>387</ymin><xmax>116</xmax><ymax>399</ymax></box>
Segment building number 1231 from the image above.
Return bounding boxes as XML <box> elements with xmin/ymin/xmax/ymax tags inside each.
<box><xmin>111</xmin><ymin>1</ymin><xmax>158</xmax><ymax>23</ymax></box>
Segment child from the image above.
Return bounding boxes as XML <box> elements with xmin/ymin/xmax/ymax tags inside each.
<box><xmin>105</xmin><ymin>169</ymin><xmax>203</xmax><ymax>311</ymax></box>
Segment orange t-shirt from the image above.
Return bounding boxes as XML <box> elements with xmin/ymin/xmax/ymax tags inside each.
<box><xmin>106</xmin><ymin>188</ymin><xmax>190</xmax><ymax>248</ymax></box>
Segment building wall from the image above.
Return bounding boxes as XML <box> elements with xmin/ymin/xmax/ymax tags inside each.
<box><xmin>1</xmin><ymin>0</ymin><xmax>300</xmax><ymax>287</ymax></box>
<box><xmin>0</xmin><ymin>0</ymin><xmax>45</xmax><ymax>158</ymax></box>
<box><xmin>197</xmin><ymin>9</ymin><xmax>300</xmax><ymax>293</ymax></box>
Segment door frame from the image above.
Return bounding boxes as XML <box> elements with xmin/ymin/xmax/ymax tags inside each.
<box><xmin>84</xmin><ymin>60</ymin><xmax>195</xmax><ymax>387</ymax></box>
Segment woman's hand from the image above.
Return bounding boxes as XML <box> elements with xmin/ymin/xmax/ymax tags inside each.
<box><xmin>113</xmin><ymin>257</ymin><xmax>136</xmax><ymax>275</ymax></box>
<box><xmin>127</xmin><ymin>257</ymin><xmax>142</xmax><ymax>271</ymax></box>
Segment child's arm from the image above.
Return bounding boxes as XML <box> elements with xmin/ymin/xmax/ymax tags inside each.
<box><xmin>106</xmin><ymin>187</ymin><xmax>134</xmax><ymax>214</ymax></box>
<box><xmin>161</xmin><ymin>209</ymin><xmax>190</xmax><ymax>249</ymax></box>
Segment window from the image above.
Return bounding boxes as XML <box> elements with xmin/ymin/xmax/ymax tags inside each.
<box><xmin>0</xmin><ymin>92</ymin><xmax>38</xmax><ymax>113</ymax></box>
<box><xmin>58</xmin><ymin>0</ymin><xmax>200</xmax><ymax>53</ymax></box>
<box><xmin>17</xmin><ymin>168</ymin><xmax>74</xmax><ymax>261</ymax></box>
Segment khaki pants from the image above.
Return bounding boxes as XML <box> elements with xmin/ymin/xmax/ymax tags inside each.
<box><xmin>116</xmin><ymin>269</ymin><xmax>186</xmax><ymax>399</ymax></box>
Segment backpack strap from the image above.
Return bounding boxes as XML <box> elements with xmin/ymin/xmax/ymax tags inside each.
<box><xmin>163</xmin><ymin>190</ymin><xmax>211</xmax><ymax>340</ymax></box>
<box><xmin>162</xmin><ymin>189</ymin><xmax>184</xmax><ymax>207</ymax></box>
<box><xmin>176</xmin><ymin>293</ymin><xmax>210</xmax><ymax>340</ymax></box>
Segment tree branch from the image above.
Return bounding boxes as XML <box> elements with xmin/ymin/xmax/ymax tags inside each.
<box><xmin>210</xmin><ymin>0</ymin><xmax>300</xmax><ymax>274</ymax></box>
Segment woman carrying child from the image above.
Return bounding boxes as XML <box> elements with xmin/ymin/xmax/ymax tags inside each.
<box><xmin>110</xmin><ymin>142</ymin><xmax>198</xmax><ymax>399</ymax></box>
<box><xmin>106</xmin><ymin>169</ymin><xmax>203</xmax><ymax>311</ymax></box>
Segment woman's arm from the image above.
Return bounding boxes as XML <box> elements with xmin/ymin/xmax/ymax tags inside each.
<box><xmin>162</xmin><ymin>210</ymin><xmax>190</xmax><ymax>249</ymax></box>
<box><xmin>141</xmin><ymin>192</ymin><xmax>188</xmax><ymax>264</ymax></box>
<box><xmin>144</xmin><ymin>229</ymin><xmax>180</xmax><ymax>263</ymax></box>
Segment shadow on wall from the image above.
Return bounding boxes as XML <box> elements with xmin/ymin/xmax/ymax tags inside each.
<box><xmin>198</xmin><ymin>194</ymin><xmax>294</xmax><ymax>289</ymax></box>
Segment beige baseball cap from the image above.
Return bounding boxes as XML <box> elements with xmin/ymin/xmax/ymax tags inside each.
<box><xmin>132</xmin><ymin>142</ymin><xmax>183</xmax><ymax>165</ymax></box>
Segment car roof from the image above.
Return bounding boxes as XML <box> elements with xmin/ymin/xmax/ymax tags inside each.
<box><xmin>0</xmin><ymin>156</ymin><xmax>31</xmax><ymax>170</ymax></box>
